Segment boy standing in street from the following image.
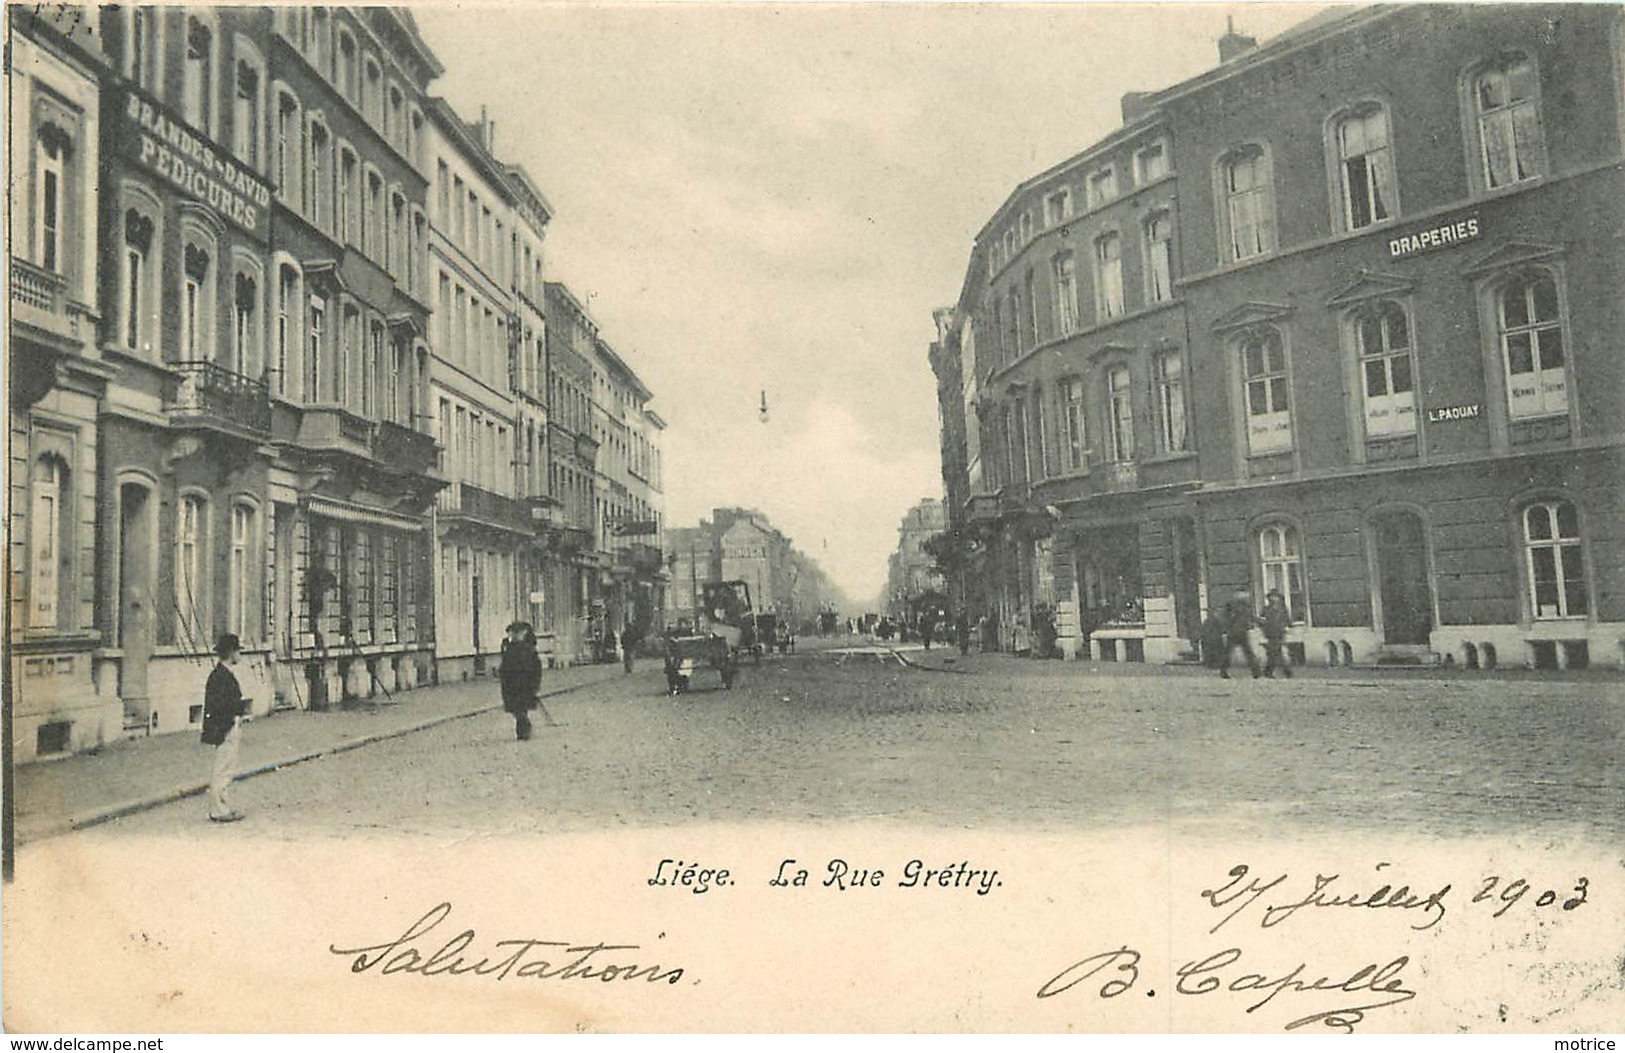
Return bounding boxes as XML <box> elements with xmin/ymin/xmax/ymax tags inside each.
<box><xmin>1219</xmin><ymin>589</ymin><xmax>1262</xmax><ymax>680</ymax></box>
<box><xmin>201</xmin><ymin>633</ymin><xmax>249</xmax><ymax>822</ymax></box>
<box><xmin>1260</xmin><ymin>589</ymin><xmax>1293</xmax><ymax>678</ymax></box>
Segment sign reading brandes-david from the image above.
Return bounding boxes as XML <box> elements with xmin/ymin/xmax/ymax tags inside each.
<box><xmin>118</xmin><ymin>86</ymin><xmax>273</xmax><ymax>240</ymax></box>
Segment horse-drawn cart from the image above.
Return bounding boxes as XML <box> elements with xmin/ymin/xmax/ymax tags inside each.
<box><xmin>663</xmin><ymin>580</ymin><xmax>753</xmax><ymax>695</ymax></box>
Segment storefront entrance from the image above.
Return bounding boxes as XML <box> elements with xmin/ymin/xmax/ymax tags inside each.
<box><xmin>1373</xmin><ymin>510</ymin><xmax>1433</xmax><ymax>645</ymax></box>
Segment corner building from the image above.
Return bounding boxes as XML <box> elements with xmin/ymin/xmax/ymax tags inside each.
<box><xmin>936</xmin><ymin>5</ymin><xmax>1625</xmax><ymax>669</ymax></box>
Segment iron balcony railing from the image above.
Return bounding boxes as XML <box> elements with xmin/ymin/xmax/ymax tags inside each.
<box><xmin>170</xmin><ymin>360</ymin><xmax>272</xmax><ymax>435</ymax></box>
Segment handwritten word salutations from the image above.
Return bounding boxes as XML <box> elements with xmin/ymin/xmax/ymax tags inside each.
<box><xmin>328</xmin><ymin>902</ymin><xmax>686</xmax><ymax>986</ymax></box>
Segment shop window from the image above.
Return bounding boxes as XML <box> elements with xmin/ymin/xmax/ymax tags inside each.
<box><xmin>1497</xmin><ymin>273</ymin><xmax>1568</xmax><ymax>419</ymax></box>
<box><xmin>1258</xmin><ymin>523</ymin><xmax>1306</xmax><ymax>623</ymax></box>
<box><xmin>1331</xmin><ymin>104</ymin><xmax>1396</xmax><ymax>230</ymax></box>
<box><xmin>1470</xmin><ymin>54</ymin><xmax>1544</xmax><ymax>190</ymax></box>
<box><xmin>1240</xmin><ymin>328</ymin><xmax>1292</xmax><ymax>455</ymax></box>
<box><xmin>1353</xmin><ymin>302</ymin><xmax>1416</xmax><ymax>436</ymax></box>
<box><xmin>1522</xmin><ymin>500</ymin><xmax>1587</xmax><ymax>620</ymax></box>
<box><xmin>1220</xmin><ymin>144</ymin><xmax>1277</xmax><ymax>260</ymax></box>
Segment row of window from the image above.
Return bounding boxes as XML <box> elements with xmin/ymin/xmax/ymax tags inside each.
<box><xmin>434</xmin><ymin>158</ymin><xmax>538</xmax><ymax>297</ymax></box>
<box><xmin>434</xmin><ymin>269</ymin><xmax>510</xmax><ymax>390</ymax></box>
<box><xmin>436</xmin><ymin>543</ymin><xmax>520</xmax><ymax>655</ymax></box>
<box><xmin>435</xmin><ymin>398</ymin><xmax>513</xmax><ymax>497</ymax></box>
<box><xmin>988</xmin><ymin>137</ymin><xmax>1170</xmax><ymax>278</ymax></box>
<box><xmin>1249</xmin><ymin>498</ymin><xmax>1589</xmax><ymax>627</ymax></box>
<box><xmin>984</xmin><ymin>267</ymin><xmax>1570</xmax><ymax>488</ymax></box>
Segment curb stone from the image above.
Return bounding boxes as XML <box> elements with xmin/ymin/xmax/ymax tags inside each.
<box><xmin>35</xmin><ymin>674</ymin><xmax>616</xmax><ymax>844</ymax></box>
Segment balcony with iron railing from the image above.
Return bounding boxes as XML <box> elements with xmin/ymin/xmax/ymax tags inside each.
<box><xmin>440</xmin><ymin>481</ymin><xmax>532</xmax><ymax>533</ymax></box>
<box><xmin>11</xmin><ymin>257</ymin><xmax>93</xmax><ymax>348</ymax></box>
<box><xmin>168</xmin><ymin>360</ymin><xmax>273</xmax><ymax>437</ymax></box>
<box><xmin>296</xmin><ymin>404</ymin><xmax>375</xmax><ymax>458</ymax></box>
<box><xmin>374</xmin><ymin>418</ymin><xmax>439</xmax><ymax>476</ymax></box>
<box><xmin>616</xmin><ymin>541</ymin><xmax>666</xmax><ymax>576</ymax></box>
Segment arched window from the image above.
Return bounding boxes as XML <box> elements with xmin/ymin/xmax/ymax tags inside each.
<box><xmin>1471</xmin><ymin>55</ymin><xmax>1543</xmax><ymax>190</ymax></box>
<box><xmin>233</xmin><ymin>270</ymin><xmax>260</xmax><ymax>378</ymax></box>
<box><xmin>1094</xmin><ymin>232</ymin><xmax>1124</xmax><ymax>319</ymax></box>
<box><xmin>28</xmin><ymin>454</ymin><xmax>70</xmax><ymax>630</ymax></box>
<box><xmin>233</xmin><ymin>53</ymin><xmax>263</xmax><ymax>168</ymax></box>
<box><xmin>273</xmin><ymin>260</ymin><xmax>303</xmax><ymax>398</ymax></box>
<box><xmin>182</xmin><ymin>15</ymin><xmax>215</xmax><ymax>134</ymax></box>
<box><xmin>306</xmin><ymin>116</ymin><xmax>330</xmax><ymax>229</ymax></box>
<box><xmin>228</xmin><ymin>502</ymin><xmax>257</xmax><ymax>640</ymax></box>
<box><xmin>1257</xmin><ymin>523</ymin><xmax>1305</xmax><ymax>622</ymax></box>
<box><xmin>180</xmin><ymin>241</ymin><xmax>214</xmax><ymax>362</ymax></box>
<box><xmin>1331</xmin><ymin>103</ymin><xmax>1396</xmax><ymax>230</ymax></box>
<box><xmin>274</xmin><ymin>89</ymin><xmax>301</xmax><ymax>207</ymax></box>
<box><xmin>1353</xmin><ymin>302</ymin><xmax>1416</xmax><ymax>436</ymax></box>
<box><xmin>337</xmin><ymin>28</ymin><xmax>358</xmax><ymax>102</ymax></box>
<box><xmin>1239</xmin><ymin>328</ymin><xmax>1291</xmax><ymax>455</ymax></box>
<box><xmin>337</xmin><ymin>144</ymin><xmax>358</xmax><ymax>245</ymax></box>
<box><xmin>1497</xmin><ymin>273</ymin><xmax>1567</xmax><ymax>419</ymax></box>
<box><xmin>175</xmin><ymin>493</ymin><xmax>209</xmax><ymax>650</ymax></box>
<box><xmin>1060</xmin><ymin>376</ymin><xmax>1087</xmax><ymax>471</ymax></box>
<box><xmin>1106</xmin><ymin>364</ymin><xmax>1134</xmax><ymax>462</ymax></box>
<box><xmin>1522</xmin><ymin>500</ymin><xmax>1586</xmax><ymax>620</ymax></box>
<box><xmin>1050</xmin><ymin>252</ymin><xmax>1078</xmax><ymax>335</ymax></box>
<box><xmin>1220</xmin><ymin>145</ymin><xmax>1276</xmax><ymax>260</ymax></box>
<box><xmin>121</xmin><ymin>201</ymin><xmax>159</xmax><ymax>354</ymax></box>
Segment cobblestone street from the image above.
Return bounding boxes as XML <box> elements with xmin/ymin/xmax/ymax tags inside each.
<box><xmin>57</xmin><ymin>644</ymin><xmax>1624</xmax><ymax>843</ymax></box>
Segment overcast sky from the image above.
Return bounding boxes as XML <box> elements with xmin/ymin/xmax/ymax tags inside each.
<box><xmin>413</xmin><ymin>1</ymin><xmax>1325</xmax><ymax>606</ymax></box>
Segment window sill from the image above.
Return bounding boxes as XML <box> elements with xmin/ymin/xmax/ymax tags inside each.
<box><xmin>1140</xmin><ymin>449</ymin><xmax>1197</xmax><ymax>465</ymax></box>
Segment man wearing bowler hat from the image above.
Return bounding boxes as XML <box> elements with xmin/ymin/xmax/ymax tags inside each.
<box><xmin>201</xmin><ymin>633</ymin><xmax>250</xmax><ymax>822</ymax></box>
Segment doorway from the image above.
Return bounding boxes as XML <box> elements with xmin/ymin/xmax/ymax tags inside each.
<box><xmin>1373</xmin><ymin>510</ymin><xmax>1433</xmax><ymax>645</ymax></box>
<box><xmin>117</xmin><ymin>482</ymin><xmax>154</xmax><ymax>727</ymax></box>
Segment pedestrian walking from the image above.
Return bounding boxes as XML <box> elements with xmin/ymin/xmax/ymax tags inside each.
<box><xmin>955</xmin><ymin>609</ymin><xmax>971</xmax><ymax>655</ymax></box>
<box><xmin>920</xmin><ymin>610</ymin><xmax>937</xmax><ymax>650</ymax></box>
<box><xmin>201</xmin><ymin>633</ymin><xmax>249</xmax><ymax>823</ymax></box>
<box><xmin>1219</xmin><ymin>588</ymin><xmax>1262</xmax><ymax>679</ymax></box>
<box><xmin>500</xmin><ymin>621</ymin><xmax>542</xmax><ymax>740</ymax></box>
<box><xmin>621</xmin><ymin>619</ymin><xmax>641</xmax><ymax>675</ymax></box>
<box><xmin>1261</xmin><ymin>589</ymin><xmax>1293</xmax><ymax>678</ymax></box>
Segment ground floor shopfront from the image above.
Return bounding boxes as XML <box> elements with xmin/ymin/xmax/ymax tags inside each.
<box><xmin>974</xmin><ymin>445</ymin><xmax>1624</xmax><ymax>669</ymax></box>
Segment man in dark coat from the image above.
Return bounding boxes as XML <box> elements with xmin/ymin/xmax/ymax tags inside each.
<box><xmin>1219</xmin><ymin>588</ymin><xmax>1262</xmax><ymax>679</ymax></box>
<box><xmin>500</xmin><ymin>621</ymin><xmax>542</xmax><ymax>740</ymax></box>
<box><xmin>621</xmin><ymin>619</ymin><xmax>641</xmax><ymax>674</ymax></box>
<box><xmin>201</xmin><ymin>633</ymin><xmax>249</xmax><ymax>822</ymax></box>
<box><xmin>1260</xmin><ymin>589</ymin><xmax>1293</xmax><ymax>678</ymax></box>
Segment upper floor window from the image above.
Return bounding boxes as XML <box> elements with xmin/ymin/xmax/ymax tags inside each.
<box><xmin>1094</xmin><ymin>232</ymin><xmax>1124</xmax><ymax>320</ymax></box>
<box><xmin>1473</xmin><ymin>56</ymin><xmax>1543</xmax><ymax>190</ymax></box>
<box><xmin>233</xmin><ymin>56</ymin><xmax>263</xmax><ymax>168</ymax></box>
<box><xmin>274</xmin><ymin>262</ymin><xmax>302</xmax><ymax>398</ymax></box>
<box><xmin>1106</xmin><ymin>364</ymin><xmax>1135</xmax><ymax>462</ymax></box>
<box><xmin>1061</xmin><ymin>377</ymin><xmax>1087</xmax><ymax>471</ymax></box>
<box><xmin>1154</xmin><ymin>349</ymin><xmax>1188</xmax><ymax>453</ymax></box>
<box><xmin>1498</xmin><ymin>273</ymin><xmax>1567</xmax><ymax>419</ymax></box>
<box><xmin>1005</xmin><ymin>289</ymin><xmax>1021</xmax><ymax>359</ymax></box>
<box><xmin>1240</xmin><ymin>329</ymin><xmax>1292</xmax><ymax>454</ymax></box>
<box><xmin>233</xmin><ymin>272</ymin><xmax>260</xmax><ymax>378</ymax></box>
<box><xmin>1044</xmin><ymin>188</ymin><xmax>1072</xmax><ymax>227</ymax></box>
<box><xmin>1019</xmin><ymin>211</ymin><xmax>1035</xmax><ymax>243</ymax></box>
<box><xmin>306</xmin><ymin>118</ymin><xmax>330</xmax><ymax>229</ymax></box>
<box><xmin>1134</xmin><ymin>140</ymin><xmax>1168</xmax><ymax>185</ymax></box>
<box><xmin>338</xmin><ymin>146</ymin><xmax>358</xmax><ymax>245</ymax></box>
<box><xmin>122</xmin><ymin>205</ymin><xmax>158</xmax><ymax>354</ymax></box>
<box><xmin>183</xmin><ymin>17</ymin><xmax>215</xmax><ymax>134</ymax></box>
<box><xmin>1221</xmin><ymin>145</ymin><xmax>1276</xmax><ymax>260</ymax></box>
<box><xmin>180</xmin><ymin>242</ymin><xmax>214</xmax><ymax>361</ymax></box>
<box><xmin>1333</xmin><ymin>105</ymin><xmax>1395</xmax><ymax>230</ymax></box>
<box><xmin>1051</xmin><ymin>252</ymin><xmax>1079</xmax><ymax>336</ymax></box>
<box><xmin>308</xmin><ymin>8</ymin><xmax>330</xmax><ymax>75</ymax></box>
<box><xmin>364</xmin><ymin>57</ymin><xmax>383</xmax><ymax>125</ymax></box>
<box><xmin>1522</xmin><ymin>500</ymin><xmax>1586</xmax><ymax>620</ymax></box>
<box><xmin>33</xmin><ymin>124</ymin><xmax>70</xmax><ymax>273</ymax></box>
<box><xmin>1353</xmin><ymin>302</ymin><xmax>1416</xmax><ymax>437</ymax></box>
<box><xmin>275</xmin><ymin>91</ymin><xmax>300</xmax><ymax>206</ymax></box>
<box><xmin>1022</xmin><ymin>270</ymin><xmax>1038</xmax><ymax>349</ymax></box>
<box><xmin>1087</xmin><ymin>167</ymin><xmax>1117</xmax><ymax>210</ymax></box>
<box><xmin>1145</xmin><ymin>211</ymin><xmax>1174</xmax><ymax>304</ymax></box>
<box><xmin>127</xmin><ymin>6</ymin><xmax>161</xmax><ymax>91</ymax></box>
<box><xmin>306</xmin><ymin>294</ymin><xmax>326</xmax><ymax>402</ymax></box>
<box><xmin>337</xmin><ymin>29</ymin><xmax>358</xmax><ymax>101</ymax></box>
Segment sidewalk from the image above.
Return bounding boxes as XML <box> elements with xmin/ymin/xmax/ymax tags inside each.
<box><xmin>893</xmin><ymin>642</ymin><xmax>1625</xmax><ymax>681</ymax></box>
<box><xmin>11</xmin><ymin>663</ymin><xmax>621</xmax><ymax>846</ymax></box>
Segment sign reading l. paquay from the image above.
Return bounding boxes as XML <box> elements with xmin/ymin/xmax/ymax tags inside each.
<box><xmin>117</xmin><ymin>86</ymin><xmax>273</xmax><ymax>241</ymax></box>
<box><xmin>1426</xmin><ymin>403</ymin><xmax>1482</xmax><ymax>423</ymax></box>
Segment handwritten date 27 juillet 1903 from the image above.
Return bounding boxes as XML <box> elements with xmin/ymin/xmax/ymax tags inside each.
<box><xmin>1037</xmin><ymin>862</ymin><xmax>1591</xmax><ymax>1033</ymax></box>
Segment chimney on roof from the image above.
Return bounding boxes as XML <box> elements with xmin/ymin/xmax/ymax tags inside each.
<box><xmin>1120</xmin><ymin>91</ymin><xmax>1154</xmax><ymax>125</ymax></box>
<box><xmin>1218</xmin><ymin>16</ymin><xmax>1257</xmax><ymax>63</ymax></box>
<box><xmin>480</xmin><ymin>104</ymin><xmax>495</xmax><ymax>152</ymax></box>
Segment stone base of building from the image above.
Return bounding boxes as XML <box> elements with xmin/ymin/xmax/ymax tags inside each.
<box><xmin>434</xmin><ymin>652</ymin><xmax>499</xmax><ymax>685</ymax></box>
<box><xmin>12</xmin><ymin>648</ymin><xmax>121</xmax><ymax>763</ymax></box>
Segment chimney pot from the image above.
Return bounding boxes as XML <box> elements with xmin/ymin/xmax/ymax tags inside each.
<box><xmin>1120</xmin><ymin>91</ymin><xmax>1153</xmax><ymax>124</ymax></box>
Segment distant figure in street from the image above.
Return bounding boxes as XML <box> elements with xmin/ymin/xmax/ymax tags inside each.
<box><xmin>1219</xmin><ymin>589</ymin><xmax>1262</xmax><ymax>679</ymax></box>
<box><xmin>500</xmin><ymin>621</ymin><xmax>542</xmax><ymax>740</ymax></box>
<box><xmin>621</xmin><ymin>619</ymin><xmax>641</xmax><ymax>674</ymax></box>
<box><xmin>919</xmin><ymin>610</ymin><xmax>937</xmax><ymax>650</ymax></box>
<box><xmin>1260</xmin><ymin>589</ymin><xmax>1293</xmax><ymax>678</ymax></box>
<box><xmin>201</xmin><ymin>633</ymin><xmax>249</xmax><ymax>823</ymax></box>
<box><xmin>954</xmin><ymin>610</ymin><xmax>970</xmax><ymax>655</ymax></box>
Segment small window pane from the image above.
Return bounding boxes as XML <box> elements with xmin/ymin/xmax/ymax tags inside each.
<box><xmin>1502</xmin><ymin>285</ymin><xmax>1531</xmax><ymax>328</ymax></box>
<box><xmin>1390</xmin><ymin>355</ymin><xmax>1413</xmax><ymax>393</ymax></box>
<box><xmin>1525</xmin><ymin>505</ymin><xmax>1552</xmax><ymax>541</ymax></box>
<box><xmin>1506</xmin><ymin>333</ymin><xmax>1534</xmax><ymax>374</ymax></box>
<box><xmin>1531</xmin><ymin>277</ymin><xmax>1558</xmax><ymax>321</ymax></box>
<box><xmin>1365</xmin><ymin>359</ymin><xmax>1388</xmax><ymax>397</ymax></box>
<box><xmin>1555</xmin><ymin>501</ymin><xmax>1579</xmax><ymax>538</ymax></box>
<box><xmin>1540</xmin><ymin>328</ymin><xmax>1564</xmax><ymax>369</ymax></box>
